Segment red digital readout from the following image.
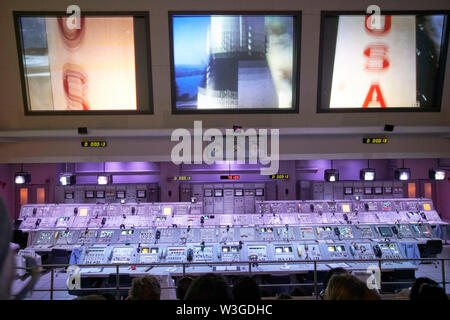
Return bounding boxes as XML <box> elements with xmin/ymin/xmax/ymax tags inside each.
<box><xmin>220</xmin><ymin>175</ymin><xmax>240</xmax><ymax>180</ymax></box>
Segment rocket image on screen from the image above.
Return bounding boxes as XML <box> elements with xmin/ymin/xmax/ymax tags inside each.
<box><xmin>172</xmin><ymin>15</ymin><xmax>296</xmax><ymax>110</ymax></box>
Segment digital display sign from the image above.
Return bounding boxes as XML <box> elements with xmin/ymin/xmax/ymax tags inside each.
<box><xmin>173</xmin><ymin>176</ymin><xmax>191</xmax><ymax>181</ymax></box>
<box><xmin>81</xmin><ymin>141</ymin><xmax>107</xmax><ymax>148</ymax></box>
<box><xmin>318</xmin><ymin>12</ymin><xmax>449</xmax><ymax>112</ymax></box>
<box><xmin>363</xmin><ymin>138</ymin><xmax>388</xmax><ymax>144</ymax></box>
<box><xmin>14</xmin><ymin>12</ymin><xmax>153</xmax><ymax>114</ymax></box>
<box><xmin>170</xmin><ymin>12</ymin><xmax>300</xmax><ymax>113</ymax></box>
<box><xmin>270</xmin><ymin>174</ymin><xmax>289</xmax><ymax>179</ymax></box>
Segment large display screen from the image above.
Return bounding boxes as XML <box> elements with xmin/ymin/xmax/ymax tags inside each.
<box><xmin>318</xmin><ymin>12</ymin><xmax>449</xmax><ymax>112</ymax></box>
<box><xmin>14</xmin><ymin>12</ymin><xmax>153</xmax><ymax>114</ymax></box>
<box><xmin>169</xmin><ymin>12</ymin><xmax>300</xmax><ymax>113</ymax></box>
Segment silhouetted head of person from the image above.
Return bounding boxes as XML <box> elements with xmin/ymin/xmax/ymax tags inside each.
<box><xmin>100</xmin><ymin>293</ymin><xmax>116</xmax><ymax>300</ymax></box>
<box><xmin>325</xmin><ymin>274</ymin><xmax>381</xmax><ymax>300</ymax></box>
<box><xmin>176</xmin><ymin>276</ymin><xmax>194</xmax><ymax>300</ymax></box>
<box><xmin>184</xmin><ymin>273</ymin><xmax>230</xmax><ymax>301</ymax></box>
<box><xmin>410</xmin><ymin>277</ymin><xmax>448</xmax><ymax>300</ymax></box>
<box><xmin>232</xmin><ymin>276</ymin><xmax>261</xmax><ymax>301</ymax></box>
<box><xmin>129</xmin><ymin>275</ymin><xmax>161</xmax><ymax>300</ymax></box>
<box><xmin>73</xmin><ymin>294</ymin><xmax>107</xmax><ymax>300</ymax></box>
<box><xmin>291</xmin><ymin>287</ymin><xmax>307</xmax><ymax>296</ymax></box>
<box><xmin>323</xmin><ymin>267</ymin><xmax>348</xmax><ymax>290</ymax></box>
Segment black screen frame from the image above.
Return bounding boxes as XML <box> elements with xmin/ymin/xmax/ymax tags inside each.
<box><xmin>168</xmin><ymin>11</ymin><xmax>301</xmax><ymax>114</ymax></box>
<box><xmin>13</xmin><ymin>11</ymin><xmax>154</xmax><ymax>116</ymax></box>
<box><xmin>317</xmin><ymin>10</ymin><xmax>450</xmax><ymax>114</ymax></box>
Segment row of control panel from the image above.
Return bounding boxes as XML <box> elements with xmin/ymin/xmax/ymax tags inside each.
<box><xmin>30</xmin><ymin>223</ymin><xmax>438</xmax><ymax>249</ymax></box>
<box><xmin>18</xmin><ymin>198</ymin><xmax>445</xmax><ymax>276</ymax></box>
<box><xmin>74</xmin><ymin>240</ymin><xmax>406</xmax><ymax>267</ymax></box>
<box><xmin>18</xmin><ymin>199</ymin><xmax>443</xmax><ymax>232</ymax></box>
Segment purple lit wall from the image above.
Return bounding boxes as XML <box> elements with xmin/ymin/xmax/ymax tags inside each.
<box><xmin>76</xmin><ymin>162</ymin><xmax>160</xmax><ymax>173</ymax></box>
<box><xmin>0</xmin><ymin>160</ymin><xmax>448</xmax><ymax>221</ymax></box>
<box><xmin>295</xmin><ymin>159</ymin><xmax>392</xmax><ymax>180</ymax></box>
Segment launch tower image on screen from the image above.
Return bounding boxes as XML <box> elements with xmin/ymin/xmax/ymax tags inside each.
<box><xmin>198</xmin><ymin>16</ymin><xmax>276</xmax><ymax>109</ymax></box>
<box><xmin>172</xmin><ymin>14</ymin><xmax>296</xmax><ymax>111</ymax></box>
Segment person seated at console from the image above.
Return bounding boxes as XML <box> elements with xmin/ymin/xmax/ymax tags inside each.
<box><xmin>319</xmin><ymin>267</ymin><xmax>348</xmax><ymax>299</ymax></box>
<box><xmin>325</xmin><ymin>274</ymin><xmax>380</xmax><ymax>300</ymax></box>
<box><xmin>176</xmin><ymin>276</ymin><xmax>194</xmax><ymax>300</ymax></box>
<box><xmin>184</xmin><ymin>273</ymin><xmax>231</xmax><ymax>301</ymax></box>
<box><xmin>232</xmin><ymin>276</ymin><xmax>261</xmax><ymax>301</ymax></box>
<box><xmin>128</xmin><ymin>275</ymin><xmax>161</xmax><ymax>300</ymax></box>
<box><xmin>409</xmin><ymin>277</ymin><xmax>448</xmax><ymax>300</ymax></box>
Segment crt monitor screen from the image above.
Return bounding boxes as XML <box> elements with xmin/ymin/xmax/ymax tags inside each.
<box><xmin>137</xmin><ymin>190</ymin><xmax>147</xmax><ymax>198</ymax></box>
<box><xmin>344</xmin><ymin>187</ymin><xmax>353</xmax><ymax>195</ymax></box>
<box><xmin>85</xmin><ymin>191</ymin><xmax>94</xmax><ymax>198</ymax></box>
<box><xmin>14</xmin><ymin>12</ymin><xmax>153</xmax><ymax>114</ymax></box>
<box><xmin>170</xmin><ymin>12</ymin><xmax>300</xmax><ymax>113</ymax></box>
<box><xmin>65</xmin><ymin>192</ymin><xmax>74</xmax><ymax>199</ymax></box>
<box><xmin>379</xmin><ymin>226</ymin><xmax>394</xmax><ymax>237</ymax></box>
<box><xmin>318</xmin><ymin>12</ymin><xmax>449</xmax><ymax>112</ymax></box>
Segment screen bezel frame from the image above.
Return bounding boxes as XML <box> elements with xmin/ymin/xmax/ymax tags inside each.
<box><xmin>168</xmin><ymin>10</ymin><xmax>302</xmax><ymax>114</ymax></box>
<box><xmin>13</xmin><ymin>11</ymin><xmax>154</xmax><ymax>116</ymax></box>
<box><xmin>317</xmin><ymin>10</ymin><xmax>450</xmax><ymax>113</ymax></box>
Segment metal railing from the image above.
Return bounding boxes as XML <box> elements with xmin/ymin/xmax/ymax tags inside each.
<box><xmin>14</xmin><ymin>257</ymin><xmax>450</xmax><ymax>300</ymax></box>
